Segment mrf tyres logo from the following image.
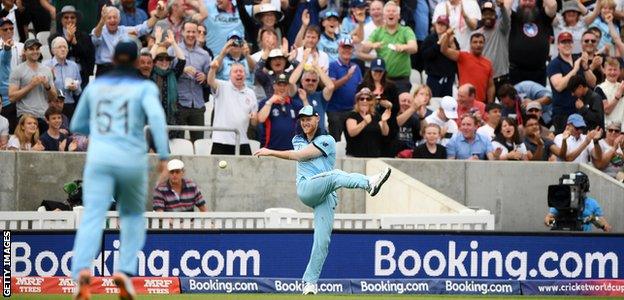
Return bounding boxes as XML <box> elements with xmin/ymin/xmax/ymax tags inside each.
<box><xmin>11</xmin><ymin>239</ymin><xmax>260</xmax><ymax>277</ymax></box>
<box><xmin>375</xmin><ymin>240</ymin><xmax>619</xmax><ymax>280</ymax></box>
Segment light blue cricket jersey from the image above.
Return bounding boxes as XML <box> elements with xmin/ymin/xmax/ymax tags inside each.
<box><xmin>204</xmin><ymin>0</ymin><xmax>245</xmax><ymax>55</ymax></box>
<box><xmin>70</xmin><ymin>68</ymin><xmax>169</xmax><ymax>167</ymax></box>
<box><xmin>293</xmin><ymin>134</ymin><xmax>336</xmax><ymax>183</ymax></box>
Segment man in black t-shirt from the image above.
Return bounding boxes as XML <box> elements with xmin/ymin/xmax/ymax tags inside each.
<box><xmin>509</xmin><ymin>0</ymin><xmax>557</xmax><ymax>86</ymax></box>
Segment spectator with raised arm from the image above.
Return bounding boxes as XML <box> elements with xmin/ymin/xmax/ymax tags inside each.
<box><xmin>150</xmin><ymin>28</ymin><xmax>185</xmax><ymax>129</ymax></box>
<box><xmin>477</xmin><ymin>0</ymin><xmax>511</xmax><ymax>91</ymax></box>
<box><xmin>203</xmin><ymin>0</ymin><xmax>245</xmax><ymax>55</ymax></box>
<box><xmin>91</xmin><ymin>4</ymin><xmax>166</xmax><ymax>76</ymax></box>
<box><xmin>431</xmin><ymin>0</ymin><xmax>480</xmax><ymax>50</ymax></box>
<box><xmin>120</xmin><ymin>0</ymin><xmax>149</xmax><ymax>26</ymax></box>
<box><xmin>290</xmin><ymin>49</ymin><xmax>334</xmax><ymax>132</ymax></box>
<box><xmin>508</xmin><ymin>0</ymin><xmax>556</xmax><ymax>85</ymax></box>
<box><xmin>440</xmin><ymin>31</ymin><xmax>494</xmax><ymax>103</ymax></box>
<box><xmin>214</xmin><ymin>32</ymin><xmax>255</xmax><ymax>87</ymax></box>
<box><xmin>552</xmin><ymin>0</ymin><xmax>587</xmax><ymax>55</ymax></box>
<box><xmin>294</xmin><ymin>16</ymin><xmax>330</xmax><ymax>70</ymax></box>
<box><xmin>207</xmin><ymin>58</ymin><xmax>258</xmax><ymax>155</ymax></box>
<box><xmin>255</xmin><ymin>38</ymin><xmax>297</xmax><ymax>97</ymax></box>
<box><xmin>420</xmin><ymin>15</ymin><xmax>458</xmax><ymax>97</ymax></box>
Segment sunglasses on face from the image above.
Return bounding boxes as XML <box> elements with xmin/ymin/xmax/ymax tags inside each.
<box><xmin>304</xmin><ymin>79</ymin><xmax>318</xmax><ymax>83</ymax></box>
<box><xmin>358</xmin><ymin>97</ymin><xmax>372</xmax><ymax>101</ymax></box>
<box><xmin>583</xmin><ymin>39</ymin><xmax>597</xmax><ymax>44</ymax></box>
<box><xmin>155</xmin><ymin>57</ymin><xmax>172</xmax><ymax>62</ymax></box>
<box><xmin>1</xmin><ymin>27</ymin><xmax>14</xmax><ymax>32</ymax></box>
<box><xmin>559</xmin><ymin>40</ymin><xmax>573</xmax><ymax>45</ymax></box>
<box><xmin>607</xmin><ymin>129</ymin><xmax>621</xmax><ymax>133</ymax></box>
<box><xmin>63</xmin><ymin>15</ymin><xmax>77</xmax><ymax>20</ymax></box>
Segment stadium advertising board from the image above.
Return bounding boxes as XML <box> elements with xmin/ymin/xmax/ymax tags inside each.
<box><xmin>8</xmin><ymin>231</ymin><xmax>623</xmax><ymax>281</ymax></box>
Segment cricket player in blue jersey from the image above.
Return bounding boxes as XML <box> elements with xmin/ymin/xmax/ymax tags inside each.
<box><xmin>254</xmin><ymin>105</ymin><xmax>391</xmax><ymax>295</ymax></box>
<box><xmin>69</xmin><ymin>39</ymin><xmax>169</xmax><ymax>300</ymax></box>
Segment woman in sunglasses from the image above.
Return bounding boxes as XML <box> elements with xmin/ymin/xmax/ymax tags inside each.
<box><xmin>149</xmin><ymin>28</ymin><xmax>186</xmax><ymax>132</ymax></box>
<box><xmin>593</xmin><ymin>121</ymin><xmax>624</xmax><ymax>178</ymax></box>
<box><xmin>344</xmin><ymin>87</ymin><xmax>391</xmax><ymax>157</ymax></box>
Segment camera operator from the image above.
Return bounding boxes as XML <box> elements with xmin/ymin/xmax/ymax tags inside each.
<box><xmin>545</xmin><ymin>172</ymin><xmax>612</xmax><ymax>232</ymax></box>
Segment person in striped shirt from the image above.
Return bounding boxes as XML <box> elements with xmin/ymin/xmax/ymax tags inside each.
<box><xmin>153</xmin><ymin>159</ymin><xmax>207</xmax><ymax>212</ymax></box>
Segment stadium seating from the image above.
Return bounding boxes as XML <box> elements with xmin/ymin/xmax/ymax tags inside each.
<box><xmin>169</xmin><ymin>138</ymin><xmax>194</xmax><ymax>155</ymax></box>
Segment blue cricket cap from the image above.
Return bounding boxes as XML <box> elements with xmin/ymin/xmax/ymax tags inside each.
<box><xmin>567</xmin><ymin>114</ymin><xmax>586</xmax><ymax>128</ymax></box>
<box><xmin>298</xmin><ymin>105</ymin><xmax>319</xmax><ymax>118</ymax></box>
<box><xmin>114</xmin><ymin>38</ymin><xmax>139</xmax><ymax>63</ymax></box>
<box><xmin>320</xmin><ymin>10</ymin><xmax>340</xmax><ymax>20</ymax></box>
<box><xmin>371</xmin><ymin>58</ymin><xmax>385</xmax><ymax>71</ymax></box>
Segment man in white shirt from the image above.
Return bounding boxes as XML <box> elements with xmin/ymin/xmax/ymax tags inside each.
<box><xmin>425</xmin><ymin>96</ymin><xmax>459</xmax><ymax>145</ymax></box>
<box><xmin>554</xmin><ymin>114</ymin><xmax>603</xmax><ymax>164</ymax></box>
<box><xmin>207</xmin><ymin>59</ymin><xmax>258</xmax><ymax>155</ymax></box>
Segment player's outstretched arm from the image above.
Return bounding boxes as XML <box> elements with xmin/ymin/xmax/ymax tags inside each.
<box><xmin>254</xmin><ymin>144</ymin><xmax>322</xmax><ymax>161</ymax></box>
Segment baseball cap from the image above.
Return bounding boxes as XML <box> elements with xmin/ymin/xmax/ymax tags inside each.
<box><xmin>370</xmin><ymin>58</ymin><xmax>385</xmax><ymax>72</ymax></box>
<box><xmin>113</xmin><ymin>38</ymin><xmax>139</xmax><ymax>63</ymax></box>
<box><xmin>273</xmin><ymin>73</ymin><xmax>289</xmax><ymax>84</ymax></box>
<box><xmin>526</xmin><ymin>102</ymin><xmax>542</xmax><ymax>111</ymax></box>
<box><xmin>298</xmin><ymin>105</ymin><xmax>319</xmax><ymax>118</ymax></box>
<box><xmin>167</xmin><ymin>159</ymin><xmax>185</xmax><ymax>171</ymax></box>
<box><xmin>0</xmin><ymin>17</ymin><xmax>13</xmax><ymax>26</ymax></box>
<box><xmin>481</xmin><ymin>1</ymin><xmax>496</xmax><ymax>12</ymax></box>
<box><xmin>320</xmin><ymin>10</ymin><xmax>340</xmax><ymax>20</ymax></box>
<box><xmin>435</xmin><ymin>15</ymin><xmax>450</xmax><ymax>26</ymax></box>
<box><xmin>339</xmin><ymin>37</ymin><xmax>353</xmax><ymax>48</ymax></box>
<box><xmin>227</xmin><ymin>30</ymin><xmax>243</xmax><ymax>41</ymax></box>
<box><xmin>350</xmin><ymin>0</ymin><xmax>367</xmax><ymax>8</ymax></box>
<box><xmin>440</xmin><ymin>96</ymin><xmax>458</xmax><ymax>119</ymax></box>
<box><xmin>23</xmin><ymin>39</ymin><xmax>42</xmax><ymax>49</ymax></box>
<box><xmin>558</xmin><ymin>31</ymin><xmax>573</xmax><ymax>43</ymax></box>
<box><xmin>567</xmin><ymin>114</ymin><xmax>586</xmax><ymax>128</ymax></box>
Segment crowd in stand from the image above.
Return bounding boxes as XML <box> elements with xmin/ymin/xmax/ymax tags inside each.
<box><xmin>0</xmin><ymin>0</ymin><xmax>623</xmax><ymax>181</ymax></box>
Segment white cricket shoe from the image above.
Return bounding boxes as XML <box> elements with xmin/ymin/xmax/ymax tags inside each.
<box><xmin>368</xmin><ymin>167</ymin><xmax>392</xmax><ymax>197</ymax></box>
<box><xmin>302</xmin><ymin>282</ymin><xmax>318</xmax><ymax>295</ymax></box>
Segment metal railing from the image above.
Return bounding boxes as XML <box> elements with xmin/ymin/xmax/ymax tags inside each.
<box><xmin>0</xmin><ymin>207</ymin><xmax>495</xmax><ymax>231</ymax></box>
<box><xmin>145</xmin><ymin>125</ymin><xmax>241</xmax><ymax>155</ymax></box>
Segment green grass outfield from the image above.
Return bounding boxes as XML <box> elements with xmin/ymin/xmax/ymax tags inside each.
<box><xmin>7</xmin><ymin>295</ymin><xmax>624</xmax><ymax>300</ymax></box>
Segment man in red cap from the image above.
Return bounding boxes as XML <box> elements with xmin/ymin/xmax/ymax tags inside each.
<box><xmin>547</xmin><ymin>31</ymin><xmax>597</xmax><ymax>134</ymax></box>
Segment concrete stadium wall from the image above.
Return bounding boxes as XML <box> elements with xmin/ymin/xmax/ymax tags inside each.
<box><xmin>1</xmin><ymin>151</ymin><xmax>622</xmax><ymax>232</ymax></box>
